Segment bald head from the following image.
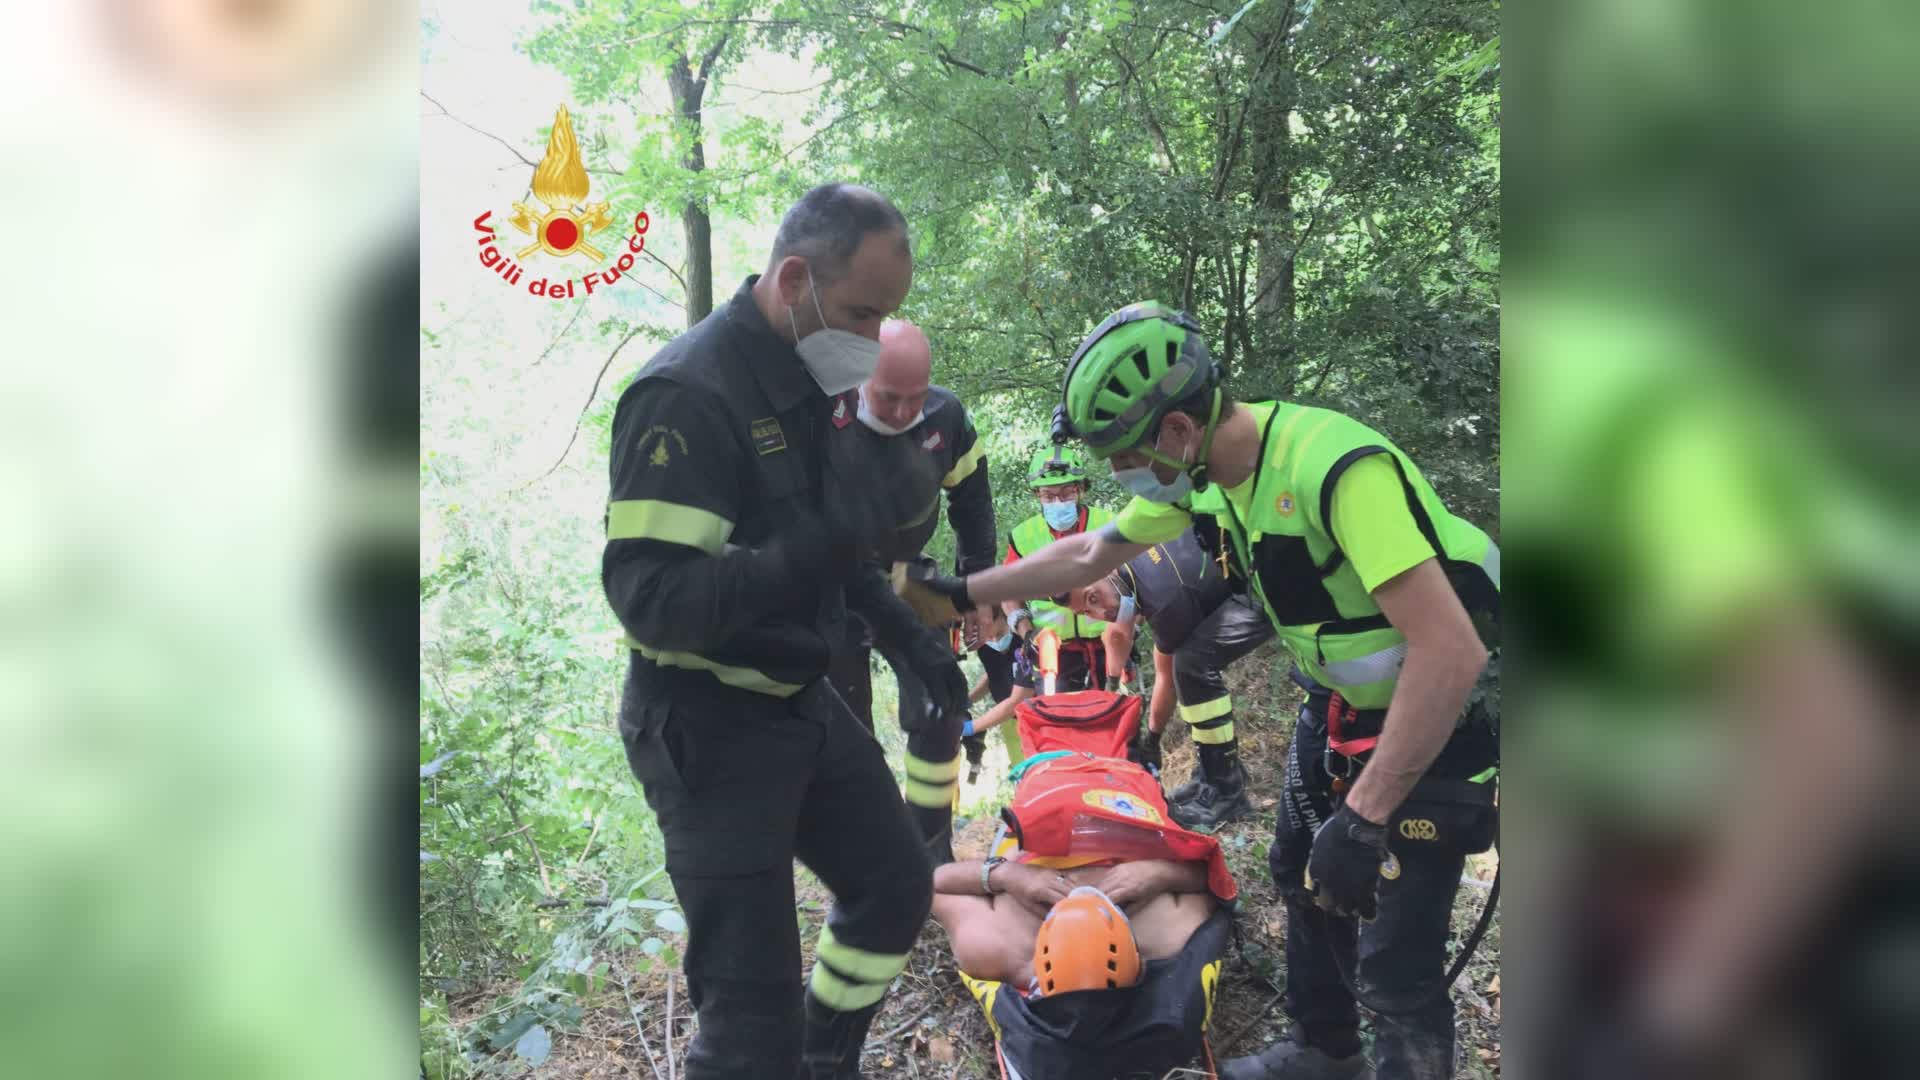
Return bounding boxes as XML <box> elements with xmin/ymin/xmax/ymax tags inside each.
<box><xmin>863</xmin><ymin>319</ymin><xmax>932</xmax><ymax>430</ymax></box>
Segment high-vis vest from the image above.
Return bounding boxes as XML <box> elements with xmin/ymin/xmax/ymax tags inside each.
<box><xmin>1207</xmin><ymin>401</ymin><xmax>1500</xmax><ymax>711</ymax></box>
<box><xmin>1009</xmin><ymin>507</ymin><xmax>1114</xmax><ymax>640</ymax></box>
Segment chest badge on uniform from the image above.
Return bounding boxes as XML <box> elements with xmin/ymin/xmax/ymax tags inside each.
<box><xmin>921</xmin><ymin>430</ymin><xmax>944</xmax><ymax>451</ymax></box>
<box><xmin>1275</xmin><ymin>492</ymin><xmax>1297</xmax><ymax>516</ymax></box>
<box><xmin>750</xmin><ymin>417</ymin><xmax>786</xmax><ymax>455</ymax></box>
<box><xmin>830</xmin><ymin>394</ymin><xmax>855</xmax><ymax>429</ymax></box>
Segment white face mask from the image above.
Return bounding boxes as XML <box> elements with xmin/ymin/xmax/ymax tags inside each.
<box><xmin>787</xmin><ymin>265</ymin><xmax>882</xmax><ymax>396</ymax></box>
<box><xmin>856</xmin><ymin>386</ymin><xmax>924</xmax><ymax>436</ymax></box>
<box><xmin>1112</xmin><ymin>428</ymin><xmax>1196</xmax><ymax>504</ymax></box>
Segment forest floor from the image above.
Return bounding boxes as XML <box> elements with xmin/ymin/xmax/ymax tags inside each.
<box><xmin>451</xmin><ymin>661</ymin><xmax>1501</xmax><ymax>1078</ymax></box>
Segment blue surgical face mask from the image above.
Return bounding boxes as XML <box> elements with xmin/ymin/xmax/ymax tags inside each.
<box><xmin>1041</xmin><ymin>500</ymin><xmax>1079</xmax><ymax>531</ymax></box>
<box><xmin>987</xmin><ymin>630</ymin><xmax>1015</xmax><ymax>652</ymax></box>
<box><xmin>1115</xmin><ymin>594</ymin><xmax>1136</xmax><ymax>622</ymax></box>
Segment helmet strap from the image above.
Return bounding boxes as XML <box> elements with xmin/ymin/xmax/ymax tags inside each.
<box><xmin>1136</xmin><ymin>387</ymin><xmax>1222</xmax><ymax>491</ymax></box>
<box><xmin>1190</xmin><ymin>387</ymin><xmax>1223</xmax><ymax>492</ymax></box>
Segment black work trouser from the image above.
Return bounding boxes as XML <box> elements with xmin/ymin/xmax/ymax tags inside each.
<box><xmin>620</xmin><ymin>664</ymin><xmax>932</xmax><ymax>1080</ymax></box>
<box><xmin>827</xmin><ymin>615</ymin><xmax>876</xmax><ymax>733</ymax></box>
<box><xmin>829</xmin><ymin>616</ymin><xmax>960</xmax><ymax>851</ymax></box>
<box><xmin>1168</xmin><ymin>596</ymin><xmax>1274</xmax><ymax>744</ymax></box>
<box><xmin>1267</xmin><ymin>703</ymin><xmax>1474</xmax><ymax>1080</ymax></box>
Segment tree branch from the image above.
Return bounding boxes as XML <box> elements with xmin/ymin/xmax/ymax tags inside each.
<box><xmin>422</xmin><ymin>91</ymin><xmax>624</xmax><ymax>177</ymax></box>
<box><xmin>524</xmin><ymin>326</ymin><xmax>648</xmax><ymax>488</ymax></box>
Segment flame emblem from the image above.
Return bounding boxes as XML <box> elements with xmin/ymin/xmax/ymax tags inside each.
<box><xmin>511</xmin><ymin>106</ymin><xmax>614</xmax><ymax>261</ymax></box>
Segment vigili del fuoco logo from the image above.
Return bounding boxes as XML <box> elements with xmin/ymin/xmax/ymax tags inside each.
<box><xmin>471</xmin><ymin>105</ymin><xmax>650</xmax><ymax>300</ymax></box>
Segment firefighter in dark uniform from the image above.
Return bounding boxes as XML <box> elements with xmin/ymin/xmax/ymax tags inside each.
<box><xmin>822</xmin><ymin>318</ymin><xmax>996</xmax><ymax>862</ymax></box>
<box><xmin>1062</xmin><ymin>528</ymin><xmax>1272</xmax><ymax>828</ymax></box>
<box><xmin>602</xmin><ymin>184</ymin><xmax>969</xmax><ymax>1080</ymax></box>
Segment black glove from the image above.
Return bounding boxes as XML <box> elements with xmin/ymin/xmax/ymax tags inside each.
<box><xmin>899</xmin><ymin>562</ymin><xmax>972</xmax><ymax>618</ymax></box>
<box><xmin>1130</xmin><ymin>726</ymin><xmax>1163</xmax><ymax>775</ymax></box>
<box><xmin>897</xmin><ymin>625</ymin><xmax>970</xmax><ymax>740</ymax></box>
<box><xmin>1305</xmin><ymin>803</ymin><xmax>1393</xmax><ymax>920</ymax></box>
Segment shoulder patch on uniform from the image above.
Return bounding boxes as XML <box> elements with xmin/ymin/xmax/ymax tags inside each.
<box><xmin>750</xmin><ymin>417</ymin><xmax>785</xmax><ymax>455</ymax></box>
<box><xmin>641</xmin><ymin>425</ymin><xmax>690</xmax><ymax>466</ymax></box>
<box><xmin>830</xmin><ymin>393</ymin><xmax>855</xmax><ymax>429</ymax></box>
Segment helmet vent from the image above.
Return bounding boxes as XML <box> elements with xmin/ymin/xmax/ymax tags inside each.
<box><xmin>1129</xmin><ymin>347</ymin><xmax>1152</xmax><ymax>384</ymax></box>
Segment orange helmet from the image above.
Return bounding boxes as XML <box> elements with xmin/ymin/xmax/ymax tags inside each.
<box><xmin>1032</xmin><ymin>886</ymin><xmax>1142</xmax><ymax>995</ymax></box>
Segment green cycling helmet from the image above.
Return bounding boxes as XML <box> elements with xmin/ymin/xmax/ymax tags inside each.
<box><xmin>1027</xmin><ymin>444</ymin><xmax>1090</xmax><ymax>488</ymax></box>
<box><xmin>1060</xmin><ymin>302</ymin><xmax>1218</xmax><ymax>458</ymax></box>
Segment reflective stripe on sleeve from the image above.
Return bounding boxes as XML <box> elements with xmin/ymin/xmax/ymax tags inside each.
<box><xmin>942</xmin><ymin>441</ymin><xmax>986</xmax><ymax>488</ymax></box>
<box><xmin>606</xmin><ymin>499</ymin><xmax>733</xmax><ymax>553</ymax></box>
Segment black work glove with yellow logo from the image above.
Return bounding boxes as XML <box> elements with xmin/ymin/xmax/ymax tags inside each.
<box><xmin>1306</xmin><ymin>803</ymin><xmax>1393</xmax><ymax>920</ymax></box>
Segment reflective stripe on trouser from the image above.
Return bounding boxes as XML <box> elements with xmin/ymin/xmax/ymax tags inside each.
<box><xmin>903</xmin><ymin>752</ymin><xmax>960</xmax><ymax>808</ymax></box>
<box><xmin>620</xmin><ymin>674</ymin><xmax>930</xmax><ymax>1078</ymax></box>
<box><xmin>1179</xmin><ymin>695</ymin><xmax>1236</xmax><ymax>744</ymax></box>
<box><xmin>1170</xmin><ymin>595</ymin><xmax>1272</xmax><ymax>744</ymax></box>
<box><xmin>808</xmin><ymin>925</ymin><xmax>909</xmax><ymax>1011</ymax></box>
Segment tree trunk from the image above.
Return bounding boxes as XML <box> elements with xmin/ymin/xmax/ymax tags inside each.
<box><xmin>667</xmin><ymin>54</ymin><xmax>714</xmax><ymax>326</ymax></box>
<box><xmin>1248</xmin><ymin>19</ymin><xmax>1296</xmax><ymax>391</ymax></box>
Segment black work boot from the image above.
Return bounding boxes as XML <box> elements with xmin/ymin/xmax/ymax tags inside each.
<box><xmin>962</xmin><ymin>733</ymin><xmax>987</xmax><ymax>784</ymax></box>
<box><xmin>1169</xmin><ymin>772</ymin><xmax>1208</xmax><ymax>804</ymax></box>
<box><xmin>1220</xmin><ymin>1022</ymin><xmax>1372</xmax><ymax>1080</ymax></box>
<box><xmin>798</xmin><ymin>995</ymin><xmax>883</xmax><ymax>1079</ymax></box>
<box><xmin>1169</xmin><ymin>740</ymin><xmax>1251</xmax><ymax>828</ymax></box>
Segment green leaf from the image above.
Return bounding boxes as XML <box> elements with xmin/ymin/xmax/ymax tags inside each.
<box><xmin>654</xmin><ymin>909</ymin><xmax>687</xmax><ymax>934</ymax></box>
<box><xmin>490</xmin><ymin>1012</ymin><xmax>538</xmax><ymax>1050</ymax></box>
<box><xmin>641</xmin><ymin>937</ymin><xmax>664</xmax><ymax>956</ymax></box>
<box><xmin>513</xmin><ymin>1024</ymin><xmax>552</xmax><ymax>1065</ymax></box>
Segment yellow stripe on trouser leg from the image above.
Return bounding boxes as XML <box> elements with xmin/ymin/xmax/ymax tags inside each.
<box><xmin>1179</xmin><ymin>695</ymin><xmax>1236</xmax><ymax>744</ymax></box>
<box><xmin>957</xmin><ymin>971</ymin><xmax>1004</xmax><ymax>1039</ymax></box>
<box><xmin>810</xmin><ymin>927</ymin><xmax>908</xmax><ymax>1011</ymax></box>
<box><xmin>903</xmin><ymin>752</ymin><xmax>960</xmax><ymax>809</ymax></box>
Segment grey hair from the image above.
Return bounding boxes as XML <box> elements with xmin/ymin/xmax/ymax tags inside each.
<box><xmin>769</xmin><ymin>183</ymin><xmax>910</xmax><ymax>286</ymax></box>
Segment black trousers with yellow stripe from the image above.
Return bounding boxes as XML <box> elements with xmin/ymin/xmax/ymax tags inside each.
<box><xmin>620</xmin><ymin>663</ymin><xmax>932</xmax><ymax>1079</ymax></box>
<box><xmin>831</xmin><ymin>615</ymin><xmax>961</xmax><ymax>861</ymax></box>
<box><xmin>1169</xmin><ymin>596</ymin><xmax>1274</xmax><ymax>748</ymax></box>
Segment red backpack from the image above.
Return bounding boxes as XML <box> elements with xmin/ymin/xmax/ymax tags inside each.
<box><xmin>1002</xmin><ymin>753</ymin><xmax>1238</xmax><ymax>903</ymax></box>
<box><xmin>1014</xmin><ymin>689</ymin><xmax>1142</xmax><ymax>760</ymax></box>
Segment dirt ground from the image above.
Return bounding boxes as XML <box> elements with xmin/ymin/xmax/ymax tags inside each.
<box><xmin>481</xmin><ymin>658</ymin><xmax>1501</xmax><ymax>1078</ymax></box>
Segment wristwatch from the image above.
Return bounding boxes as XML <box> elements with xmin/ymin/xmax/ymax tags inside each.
<box><xmin>981</xmin><ymin>856</ymin><xmax>1007</xmax><ymax>895</ymax></box>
